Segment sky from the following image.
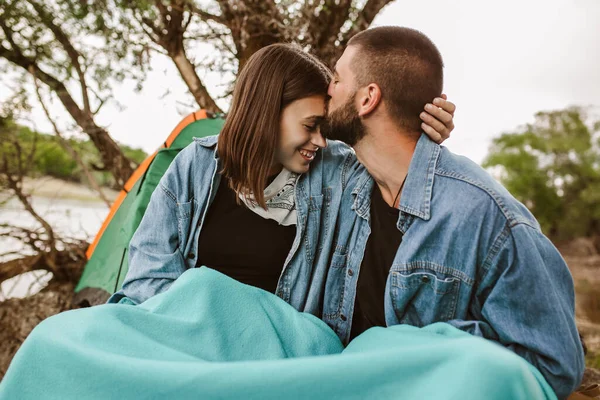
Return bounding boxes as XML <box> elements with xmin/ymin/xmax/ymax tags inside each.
<box><xmin>7</xmin><ymin>0</ymin><xmax>600</xmax><ymax>165</ymax></box>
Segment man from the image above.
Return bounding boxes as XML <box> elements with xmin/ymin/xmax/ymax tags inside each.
<box><xmin>321</xmin><ymin>26</ymin><xmax>584</xmax><ymax>399</ymax></box>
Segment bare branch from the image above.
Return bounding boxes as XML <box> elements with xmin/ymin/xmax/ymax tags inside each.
<box><xmin>24</xmin><ymin>124</ymin><xmax>38</xmax><ymax>178</ymax></box>
<box><xmin>0</xmin><ymin>251</ymin><xmax>23</xmax><ymax>259</ymax></box>
<box><xmin>0</xmin><ymin>225</ymin><xmax>46</xmax><ymax>254</ymax></box>
<box><xmin>170</xmin><ymin>49</ymin><xmax>223</xmax><ymax>112</ymax></box>
<box><xmin>154</xmin><ymin>0</ymin><xmax>171</xmax><ymax>29</ymax></box>
<box><xmin>31</xmin><ymin>72</ymin><xmax>112</xmax><ymax>208</ymax></box>
<box><xmin>183</xmin><ymin>10</ymin><xmax>193</xmax><ymax>31</ymax></box>
<box><xmin>26</xmin><ymin>0</ymin><xmax>92</xmax><ymax>115</ymax></box>
<box><xmin>187</xmin><ymin>3</ymin><xmax>226</xmax><ymax>25</ymax></box>
<box><xmin>0</xmin><ymin>243</ymin><xmax>86</xmax><ymax>285</ymax></box>
<box><xmin>171</xmin><ymin>0</ymin><xmax>187</xmax><ymax>29</ymax></box>
<box><xmin>311</xmin><ymin>0</ymin><xmax>352</xmax><ymax>50</ymax></box>
<box><xmin>26</xmin><ymin>271</ymin><xmax>49</xmax><ymax>297</ymax></box>
<box><xmin>0</xmin><ymin>19</ymin><xmax>23</xmax><ymax>56</ymax></box>
<box><xmin>341</xmin><ymin>0</ymin><xmax>395</xmax><ymax>44</ymax></box>
<box><xmin>87</xmin><ymin>85</ymin><xmax>109</xmax><ymax>115</ymax></box>
<box><xmin>92</xmin><ymin>98</ymin><xmax>107</xmax><ymax>116</ymax></box>
<box><xmin>1</xmin><ymin>41</ymin><xmax>134</xmax><ymax>185</ymax></box>
<box><xmin>1</xmin><ymin>164</ymin><xmax>58</xmax><ymax>271</ymax></box>
<box><xmin>141</xmin><ymin>16</ymin><xmax>165</xmax><ymax>44</ymax></box>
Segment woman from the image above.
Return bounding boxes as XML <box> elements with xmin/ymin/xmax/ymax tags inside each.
<box><xmin>108</xmin><ymin>43</ymin><xmax>454</xmax><ymax>313</ymax></box>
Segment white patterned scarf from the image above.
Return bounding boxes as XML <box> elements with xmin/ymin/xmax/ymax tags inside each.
<box><xmin>238</xmin><ymin>168</ymin><xmax>299</xmax><ymax>226</ymax></box>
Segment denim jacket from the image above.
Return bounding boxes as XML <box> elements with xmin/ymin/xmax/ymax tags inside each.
<box><xmin>322</xmin><ymin>134</ymin><xmax>584</xmax><ymax>399</ymax></box>
<box><xmin>109</xmin><ymin>135</ymin><xmax>355</xmax><ymax>316</ymax></box>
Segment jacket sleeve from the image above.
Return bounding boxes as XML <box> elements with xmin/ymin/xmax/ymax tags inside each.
<box><xmin>447</xmin><ymin>223</ymin><xmax>584</xmax><ymax>399</ymax></box>
<box><xmin>107</xmin><ymin>154</ymin><xmax>191</xmax><ymax>305</ymax></box>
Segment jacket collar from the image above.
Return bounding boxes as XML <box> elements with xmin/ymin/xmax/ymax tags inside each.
<box><xmin>193</xmin><ymin>135</ymin><xmax>219</xmax><ymax>160</ymax></box>
<box><xmin>352</xmin><ymin>134</ymin><xmax>440</xmax><ymax>221</ymax></box>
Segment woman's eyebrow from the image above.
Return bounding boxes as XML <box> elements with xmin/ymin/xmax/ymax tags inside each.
<box><xmin>303</xmin><ymin>115</ymin><xmax>325</xmax><ymax>123</ymax></box>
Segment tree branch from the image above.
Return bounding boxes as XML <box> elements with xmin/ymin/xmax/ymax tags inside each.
<box><xmin>154</xmin><ymin>0</ymin><xmax>171</xmax><ymax>29</ymax></box>
<box><xmin>0</xmin><ymin>253</ymin><xmax>42</xmax><ymax>284</ymax></box>
<box><xmin>187</xmin><ymin>3</ymin><xmax>226</xmax><ymax>25</ymax></box>
<box><xmin>311</xmin><ymin>0</ymin><xmax>352</xmax><ymax>50</ymax></box>
<box><xmin>141</xmin><ymin>16</ymin><xmax>165</xmax><ymax>44</ymax></box>
<box><xmin>341</xmin><ymin>0</ymin><xmax>395</xmax><ymax>44</ymax></box>
<box><xmin>0</xmin><ymin>40</ymin><xmax>134</xmax><ymax>185</ymax></box>
<box><xmin>26</xmin><ymin>0</ymin><xmax>92</xmax><ymax>115</ymax></box>
<box><xmin>1</xmin><ymin>144</ymin><xmax>59</xmax><ymax>277</ymax></box>
<box><xmin>31</xmin><ymin>71</ymin><xmax>112</xmax><ymax>208</ymax></box>
<box><xmin>0</xmin><ymin>20</ymin><xmax>23</xmax><ymax>56</ymax></box>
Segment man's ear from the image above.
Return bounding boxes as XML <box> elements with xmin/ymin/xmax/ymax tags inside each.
<box><xmin>356</xmin><ymin>83</ymin><xmax>382</xmax><ymax>117</ymax></box>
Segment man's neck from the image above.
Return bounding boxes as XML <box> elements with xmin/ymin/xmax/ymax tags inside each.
<box><xmin>353</xmin><ymin>127</ymin><xmax>418</xmax><ymax>208</ymax></box>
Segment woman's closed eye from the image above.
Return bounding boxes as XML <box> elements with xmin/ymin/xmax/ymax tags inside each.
<box><xmin>304</xmin><ymin>124</ymin><xmax>318</xmax><ymax>133</ymax></box>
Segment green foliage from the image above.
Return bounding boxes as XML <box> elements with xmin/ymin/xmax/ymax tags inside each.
<box><xmin>121</xmin><ymin>145</ymin><xmax>147</xmax><ymax>166</ymax></box>
<box><xmin>484</xmin><ymin>107</ymin><xmax>600</xmax><ymax>241</ymax></box>
<box><xmin>34</xmin><ymin>138</ymin><xmax>79</xmax><ymax>180</ymax></box>
<box><xmin>0</xmin><ymin>117</ymin><xmax>147</xmax><ymax>187</ymax></box>
<box><xmin>0</xmin><ymin>117</ymin><xmax>40</xmax><ymax>180</ymax></box>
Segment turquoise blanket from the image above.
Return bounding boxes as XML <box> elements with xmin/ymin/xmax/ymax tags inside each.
<box><xmin>0</xmin><ymin>268</ymin><xmax>556</xmax><ymax>399</ymax></box>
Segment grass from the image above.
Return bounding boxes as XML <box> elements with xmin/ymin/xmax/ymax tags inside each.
<box><xmin>579</xmin><ymin>279</ymin><xmax>600</xmax><ymax>324</ymax></box>
<box><xmin>587</xmin><ymin>352</ymin><xmax>600</xmax><ymax>369</ymax></box>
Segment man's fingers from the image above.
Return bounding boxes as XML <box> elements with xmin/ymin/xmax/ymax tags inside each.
<box><xmin>421</xmin><ymin>122</ymin><xmax>443</xmax><ymax>144</ymax></box>
<box><xmin>420</xmin><ymin>111</ymin><xmax>448</xmax><ymax>136</ymax></box>
<box><xmin>421</xmin><ymin>95</ymin><xmax>456</xmax><ymax>143</ymax></box>
<box><xmin>425</xmin><ymin>103</ymin><xmax>453</xmax><ymax>125</ymax></box>
<box><xmin>433</xmin><ymin>97</ymin><xmax>456</xmax><ymax>116</ymax></box>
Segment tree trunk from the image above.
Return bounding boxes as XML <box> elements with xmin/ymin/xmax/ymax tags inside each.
<box><xmin>50</xmin><ymin>81</ymin><xmax>134</xmax><ymax>186</ymax></box>
<box><xmin>0</xmin><ymin>24</ymin><xmax>134</xmax><ymax>186</ymax></box>
<box><xmin>32</xmin><ymin>75</ymin><xmax>113</xmax><ymax>208</ymax></box>
<box><xmin>171</xmin><ymin>50</ymin><xmax>223</xmax><ymax>113</ymax></box>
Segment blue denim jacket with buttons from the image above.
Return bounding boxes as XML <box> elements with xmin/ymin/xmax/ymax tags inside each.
<box><xmin>108</xmin><ymin>135</ymin><xmax>355</xmax><ymax>316</ymax></box>
<box><xmin>322</xmin><ymin>134</ymin><xmax>584</xmax><ymax>399</ymax></box>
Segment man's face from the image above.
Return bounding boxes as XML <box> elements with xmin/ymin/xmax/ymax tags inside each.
<box><xmin>322</xmin><ymin>46</ymin><xmax>366</xmax><ymax>146</ymax></box>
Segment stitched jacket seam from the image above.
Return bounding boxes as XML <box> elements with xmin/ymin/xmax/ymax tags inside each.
<box><xmin>480</xmin><ymin>224</ymin><xmax>511</xmax><ymax>281</ymax></box>
<box><xmin>435</xmin><ymin>169</ymin><xmax>537</xmax><ymax>229</ymax></box>
<box><xmin>159</xmin><ymin>183</ymin><xmax>177</xmax><ymax>203</ymax></box>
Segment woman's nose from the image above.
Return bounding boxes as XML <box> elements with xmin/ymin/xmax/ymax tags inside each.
<box><xmin>312</xmin><ymin>130</ymin><xmax>327</xmax><ymax>149</ymax></box>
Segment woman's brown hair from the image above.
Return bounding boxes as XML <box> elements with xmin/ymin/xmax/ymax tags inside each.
<box><xmin>217</xmin><ymin>43</ymin><xmax>331</xmax><ymax>208</ymax></box>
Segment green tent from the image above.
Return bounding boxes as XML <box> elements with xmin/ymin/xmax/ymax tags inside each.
<box><xmin>74</xmin><ymin>111</ymin><xmax>225</xmax><ymax>306</ymax></box>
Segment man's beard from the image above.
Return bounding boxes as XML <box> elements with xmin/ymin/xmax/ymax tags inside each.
<box><xmin>322</xmin><ymin>93</ymin><xmax>366</xmax><ymax>146</ymax></box>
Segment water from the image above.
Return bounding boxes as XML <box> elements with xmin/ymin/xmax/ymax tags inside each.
<box><xmin>0</xmin><ymin>196</ymin><xmax>109</xmax><ymax>300</ymax></box>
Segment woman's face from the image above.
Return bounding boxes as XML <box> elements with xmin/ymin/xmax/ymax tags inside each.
<box><xmin>274</xmin><ymin>95</ymin><xmax>327</xmax><ymax>175</ymax></box>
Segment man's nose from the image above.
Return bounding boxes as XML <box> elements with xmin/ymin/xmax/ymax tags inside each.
<box><xmin>327</xmin><ymin>82</ymin><xmax>335</xmax><ymax>98</ymax></box>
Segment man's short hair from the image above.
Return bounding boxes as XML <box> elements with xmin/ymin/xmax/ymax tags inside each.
<box><xmin>348</xmin><ymin>26</ymin><xmax>444</xmax><ymax>135</ymax></box>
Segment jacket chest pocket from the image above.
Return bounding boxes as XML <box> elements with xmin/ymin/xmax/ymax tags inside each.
<box><xmin>390</xmin><ymin>271</ymin><xmax>460</xmax><ymax>327</ymax></box>
<box><xmin>322</xmin><ymin>250</ymin><xmax>348</xmax><ymax>323</ymax></box>
<box><xmin>304</xmin><ymin>194</ymin><xmax>324</xmax><ymax>265</ymax></box>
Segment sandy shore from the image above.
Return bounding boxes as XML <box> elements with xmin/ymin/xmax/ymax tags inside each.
<box><xmin>6</xmin><ymin>177</ymin><xmax>120</xmax><ymax>203</ymax></box>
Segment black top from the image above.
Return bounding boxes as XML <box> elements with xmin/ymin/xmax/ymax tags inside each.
<box><xmin>349</xmin><ymin>186</ymin><xmax>404</xmax><ymax>341</ymax></box>
<box><xmin>196</xmin><ymin>178</ymin><xmax>296</xmax><ymax>293</ymax></box>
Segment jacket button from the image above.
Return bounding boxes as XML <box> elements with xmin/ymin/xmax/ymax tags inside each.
<box><xmin>347</xmin><ymin>269</ymin><xmax>354</xmax><ymax>277</ymax></box>
<box><xmin>421</xmin><ymin>275</ymin><xmax>430</xmax><ymax>283</ymax></box>
<box><xmin>340</xmin><ymin>314</ymin><xmax>347</xmax><ymax>321</ymax></box>
<box><xmin>188</xmin><ymin>253</ymin><xmax>195</xmax><ymax>259</ymax></box>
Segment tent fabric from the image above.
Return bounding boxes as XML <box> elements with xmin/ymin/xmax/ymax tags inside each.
<box><xmin>0</xmin><ymin>267</ymin><xmax>555</xmax><ymax>400</ymax></box>
<box><xmin>74</xmin><ymin>111</ymin><xmax>225</xmax><ymax>304</ymax></box>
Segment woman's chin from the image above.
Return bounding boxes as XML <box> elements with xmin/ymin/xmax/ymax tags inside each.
<box><xmin>285</xmin><ymin>162</ymin><xmax>310</xmax><ymax>174</ymax></box>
